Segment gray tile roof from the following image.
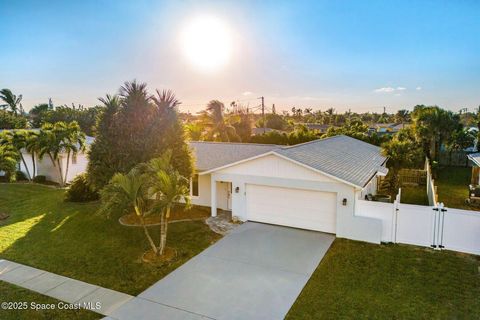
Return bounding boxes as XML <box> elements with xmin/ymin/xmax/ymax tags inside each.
<box><xmin>189</xmin><ymin>141</ymin><xmax>279</xmax><ymax>172</ymax></box>
<box><xmin>276</xmin><ymin>135</ymin><xmax>387</xmax><ymax>187</ymax></box>
<box><xmin>190</xmin><ymin>135</ymin><xmax>387</xmax><ymax>187</ymax></box>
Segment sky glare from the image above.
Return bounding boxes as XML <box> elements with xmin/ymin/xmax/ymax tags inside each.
<box><xmin>1</xmin><ymin>0</ymin><xmax>479</xmax><ymax>113</ymax></box>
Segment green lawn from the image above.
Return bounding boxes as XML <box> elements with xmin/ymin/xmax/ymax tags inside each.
<box><xmin>0</xmin><ymin>183</ymin><xmax>220</xmax><ymax>319</ymax></box>
<box><xmin>287</xmin><ymin>239</ymin><xmax>480</xmax><ymax>319</ymax></box>
<box><xmin>436</xmin><ymin>166</ymin><xmax>479</xmax><ymax>211</ymax></box>
<box><xmin>400</xmin><ymin>185</ymin><xmax>429</xmax><ymax>205</ymax></box>
<box><xmin>0</xmin><ymin>281</ymin><xmax>99</xmax><ymax>320</ymax></box>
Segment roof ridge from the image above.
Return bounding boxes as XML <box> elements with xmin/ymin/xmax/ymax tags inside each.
<box><xmin>188</xmin><ymin>140</ymin><xmax>280</xmax><ymax>147</ymax></box>
<box><xmin>281</xmin><ymin>134</ymin><xmax>347</xmax><ymax>150</ymax></box>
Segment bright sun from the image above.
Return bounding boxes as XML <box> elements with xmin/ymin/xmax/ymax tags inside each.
<box><xmin>181</xmin><ymin>15</ymin><xmax>232</xmax><ymax>72</ymax></box>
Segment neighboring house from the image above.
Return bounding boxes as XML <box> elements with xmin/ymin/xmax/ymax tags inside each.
<box><xmin>189</xmin><ymin>135</ymin><xmax>389</xmax><ymax>243</ymax></box>
<box><xmin>301</xmin><ymin>123</ymin><xmax>335</xmax><ymax>132</ymax></box>
<box><xmin>368</xmin><ymin>123</ymin><xmax>408</xmax><ymax>135</ymax></box>
<box><xmin>17</xmin><ymin>135</ymin><xmax>94</xmax><ymax>184</ymax></box>
<box><xmin>251</xmin><ymin>127</ymin><xmax>286</xmax><ymax>135</ymax></box>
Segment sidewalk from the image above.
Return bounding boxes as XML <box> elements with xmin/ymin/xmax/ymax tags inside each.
<box><xmin>0</xmin><ymin>259</ymin><xmax>133</xmax><ymax>316</ymax></box>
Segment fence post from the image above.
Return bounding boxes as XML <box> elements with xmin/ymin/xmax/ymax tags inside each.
<box><xmin>438</xmin><ymin>203</ymin><xmax>446</xmax><ymax>249</ymax></box>
<box><xmin>431</xmin><ymin>205</ymin><xmax>439</xmax><ymax>249</ymax></box>
<box><xmin>392</xmin><ymin>199</ymin><xmax>399</xmax><ymax>243</ymax></box>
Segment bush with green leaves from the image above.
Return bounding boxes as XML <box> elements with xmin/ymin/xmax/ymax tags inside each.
<box><xmin>64</xmin><ymin>173</ymin><xmax>99</xmax><ymax>202</ymax></box>
<box><xmin>15</xmin><ymin>170</ymin><xmax>27</xmax><ymax>181</ymax></box>
<box><xmin>87</xmin><ymin>81</ymin><xmax>193</xmax><ymax>190</ymax></box>
<box><xmin>33</xmin><ymin>175</ymin><xmax>46</xmax><ymax>183</ymax></box>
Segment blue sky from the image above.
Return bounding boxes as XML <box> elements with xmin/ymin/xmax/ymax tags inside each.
<box><xmin>1</xmin><ymin>0</ymin><xmax>479</xmax><ymax>113</ymax></box>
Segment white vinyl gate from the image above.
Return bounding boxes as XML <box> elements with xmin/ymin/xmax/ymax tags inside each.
<box><xmin>356</xmin><ymin>198</ymin><xmax>480</xmax><ymax>255</ymax></box>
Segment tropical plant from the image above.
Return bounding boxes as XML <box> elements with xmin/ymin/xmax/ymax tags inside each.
<box><xmin>25</xmin><ymin>131</ymin><xmax>40</xmax><ymax>179</ymax></box>
<box><xmin>100</xmin><ymin>152</ymin><xmax>190</xmax><ymax>257</ymax></box>
<box><xmin>185</xmin><ymin>122</ymin><xmax>204</xmax><ymax>140</ymax></box>
<box><xmin>199</xmin><ymin>100</ymin><xmax>239</xmax><ymax>142</ymax></box>
<box><xmin>0</xmin><ymin>130</ymin><xmax>32</xmax><ymax>181</ymax></box>
<box><xmin>64</xmin><ymin>173</ymin><xmax>99</xmax><ymax>202</ymax></box>
<box><xmin>0</xmin><ymin>89</ymin><xmax>23</xmax><ymax>115</ymax></box>
<box><xmin>37</xmin><ymin>121</ymin><xmax>85</xmax><ymax>186</ymax></box>
<box><xmin>0</xmin><ymin>143</ymin><xmax>19</xmax><ymax>181</ymax></box>
<box><xmin>381</xmin><ymin>134</ymin><xmax>423</xmax><ymax>194</ymax></box>
<box><xmin>0</xmin><ymin>110</ymin><xmax>28</xmax><ymax>129</ymax></box>
<box><xmin>87</xmin><ymin>81</ymin><xmax>193</xmax><ymax>190</ymax></box>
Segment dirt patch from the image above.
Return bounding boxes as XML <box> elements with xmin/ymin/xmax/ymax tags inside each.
<box><xmin>0</xmin><ymin>212</ymin><xmax>10</xmax><ymax>221</ymax></box>
<box><xmin>142</xmin><ymin>247</ymin><xmax>176</xmax><ymax>264</ymax></box>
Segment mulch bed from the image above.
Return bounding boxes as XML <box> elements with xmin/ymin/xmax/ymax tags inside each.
<box><xmin>119</xmin><ymin>206</ymin><xmax>210</xmax><ymax>227</ymax></box>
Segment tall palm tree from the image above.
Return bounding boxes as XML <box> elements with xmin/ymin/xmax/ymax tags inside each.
<box><xmin>25</xmin><ymin>131</ymin><xmax>40</xmax><ymax>179</ymax></box>
<box><xmin>62</xmin><ymin>122</ymin><xmax>86</xmax><ymax>185</ymax></box>
<box><xmin>0</xmin><ymin>89</ymin><xmax>23</xmax><ymax>115</ymax></box>
<box><xmin>200</xmin><ymin>100</ymin><xmax>238</xmax><ymax>142</ymax></box>
<box><xmin>37</xmin><ymin>122</ymin><xmax>84</xmax><ymax>186</ymax></box>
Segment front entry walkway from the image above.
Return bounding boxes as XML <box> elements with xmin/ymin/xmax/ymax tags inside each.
<box><xmin>111</xmin><ymin>222</ymin><xmax>335</xmax><ymax>320</ymax></box>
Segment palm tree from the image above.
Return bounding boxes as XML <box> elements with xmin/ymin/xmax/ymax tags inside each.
<box><xmin>138</xmin><ymin>152</ymin><xmax>190</xmax><ymax>255</ymax></box>
<box><xmin>0</xmin><ymin>143</ymin><xmax>19</xmax><ymax>181</ymax></box>
<box><xmin>37</xmin><ymin>122</ymin><xmax>84</xmax><ymax>186</ymax></box>
<box><xmin>200</xmin><ymin>100</ymin><xmax>238</xmax><ymax>142</ymax></box>
<box><xmin>0</xmin><ymin>130</ymin><xmax>32</xmax><ymax>181</ymax></box>
<box><xmin>62</xmin><ymin>122</ymin><xmax>86</xmax><ymax>185</ymax></box>
<box><xmin>395</xmin><ymin>109</ymin><xmax>410</xmax><ymax>128</ymax></box>
<box><xmin>100</xmin><ymin>168</ymin><xmax>159</xmax><ymax>254</ymax></box>
<box><xmin>100</xmin><ymin>152</ymin><xmax>191</xmax><ymax>257</ymax></box>
<box><xmin>25</xmin><ymin>131</ymin><xmax>40</xmax><ymax>179</ymax></box>
<box><xmin>0</xmin><ymin>89</ymin><xmax>23</xmax><ymax>115</ymax></box>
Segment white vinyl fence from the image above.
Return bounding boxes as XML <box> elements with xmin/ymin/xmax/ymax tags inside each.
<box><xmin>355</xmin><ymin>190</ymin><xmax>480</xmax><ymax>255</ymax></box>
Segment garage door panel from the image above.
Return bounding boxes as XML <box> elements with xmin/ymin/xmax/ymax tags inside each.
<box><xmin>246</xmin><ymin>184</ymin><xmax>336</xmax><ymax>233</ymax></box>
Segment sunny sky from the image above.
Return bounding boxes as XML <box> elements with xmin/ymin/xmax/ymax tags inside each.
<box><xmin>1</xmin><ymin>0</ymin><xmax>479</xmax><ymax>113</ymax></box>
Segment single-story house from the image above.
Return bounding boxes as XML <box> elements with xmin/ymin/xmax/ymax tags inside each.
<box><xmin>17</xmin><ymin>135</ymin><xmax>94</xmax><ymax>184</ymax></box>
<box><xmin>189</xmin><ymin>135</ymin><xmax>389</xmax><ymax>243</ymax></box>
<box><xmin>251</xmin><ymin>127</ymin><xmax>286</xmax><ymax>135</ymax></box>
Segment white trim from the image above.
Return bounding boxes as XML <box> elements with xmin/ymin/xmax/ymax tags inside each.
<box><xmin>201</xmin><ymin>150</ymin><xmax>363</xmax><ymax>189</ymax></box>
<box><xmin>199</xmin><ymin>151</ymin><xmax>277</xmax><ymax>175</ymax></box>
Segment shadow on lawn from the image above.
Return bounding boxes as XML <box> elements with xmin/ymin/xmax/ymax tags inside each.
<box><xmin>0</xmin><ymin>184</ymin><xmax>220</xmax><ymax>295</ymax></box>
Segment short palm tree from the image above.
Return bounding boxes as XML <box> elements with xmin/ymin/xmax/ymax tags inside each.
<box><xmin>0</xmin><ymin>89</ymin><xmax>23</xmax><ymax>115</ymax></box>
<box><xmin>25</xmin><ymin>131</ymin><xmax>40</xmax><ymax>179</ymax></box>
<box><xmin>100</xmin><ymin>151</ymin><xmax>191</xmax><ymax>257</ymax></box>
<box><xmin>0</xmin><ymin>143</ymin><xmax>19</xmax><ymax>181</ymax></box>
<box><xmin>0</xmin><ymin>130</ymin><xmax>32</xmax><ymax>181</ymax></box>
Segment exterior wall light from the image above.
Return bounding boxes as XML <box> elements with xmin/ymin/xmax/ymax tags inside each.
<box><xmin>235</xmin><ymin>186</ymin><xmax>240</xmax><ymax>193</ymax></box>
<box><xmin>342</xmin><ymin>198</ymin><xmax>347</xmax><ymax>206</ymax></box>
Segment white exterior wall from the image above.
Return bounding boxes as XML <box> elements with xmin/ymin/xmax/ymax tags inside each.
<box><xmin>190</xmin><ymin>174</ymin><xmax>231</xmax><ymax>210</ymax></box>
<box><xmin>204</xmin><ymin>154</ymin><xmax>383</xmax><ymax>243</ymax></box>
<box><xmin>19</xmin><ymin>151</ymin><xmax>89</xmax><ymax>184</ymax></box>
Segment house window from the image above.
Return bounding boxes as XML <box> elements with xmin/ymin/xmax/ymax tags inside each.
<box><xmin>191</xmin><ymin>174</ymin><xmax>199</xmax><ymax>197</ymax></box>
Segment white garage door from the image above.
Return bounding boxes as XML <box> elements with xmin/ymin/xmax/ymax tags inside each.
<box><xmin>246</xmin><ymin>184</ymin><xmax>336</xmax><ymax>233</ymax></box>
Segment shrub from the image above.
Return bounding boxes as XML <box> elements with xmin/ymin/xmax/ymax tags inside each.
<box><xmin>16</xmin><ymin>170</ymin><xmax>28</xmax><ymax>181</ymax></box>
<box><xmin>65</xmin><ymin>174</ymin><xmax>99</xmax><ymax>202</ymax></box>
<box><xmin>33</xmin><ymin>175</ymin><xmax>46</xmax><ymax>183</ymax></box>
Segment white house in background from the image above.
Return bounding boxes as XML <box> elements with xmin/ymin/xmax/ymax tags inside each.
<box><xmin>18</xmin><ymin>135</ymin><xmax>94</xmax><ymax>184</ymax></box>
<box><xmin>189</xmin><ymin>135</ymin><xmax>389</xmax><ymax>244</ymax></box>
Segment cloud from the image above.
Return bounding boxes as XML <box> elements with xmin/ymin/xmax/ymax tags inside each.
<box><xmin>416</xmin><ymin>86</ymin><xmax>422</xmax><ymax>91</ymax></box>
<box><xmin>374</xmin><ymin>86</ymin><xmax>407</xmax><ymax>93</ymax></box>
<box><xmin>242</xmin><ymin>91</ymin><xmax>253</xmax><ymax>96</ymax></box>
<box><xmin>374</xmin><ymin>87</ymin><xmax>395</xmax><ymax>93</ymax></box>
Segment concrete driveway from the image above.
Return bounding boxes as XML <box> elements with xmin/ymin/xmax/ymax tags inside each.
<box><xmin>110</xmin><ymin>222</ymin><xmax>334</xmax><ymax>320</ymax></box>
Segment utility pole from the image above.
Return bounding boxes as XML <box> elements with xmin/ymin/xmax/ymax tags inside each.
<box><xmin>259</xmin><ymin>96</ymin><xmax>265</xmax><ymax>133</ymax></box>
